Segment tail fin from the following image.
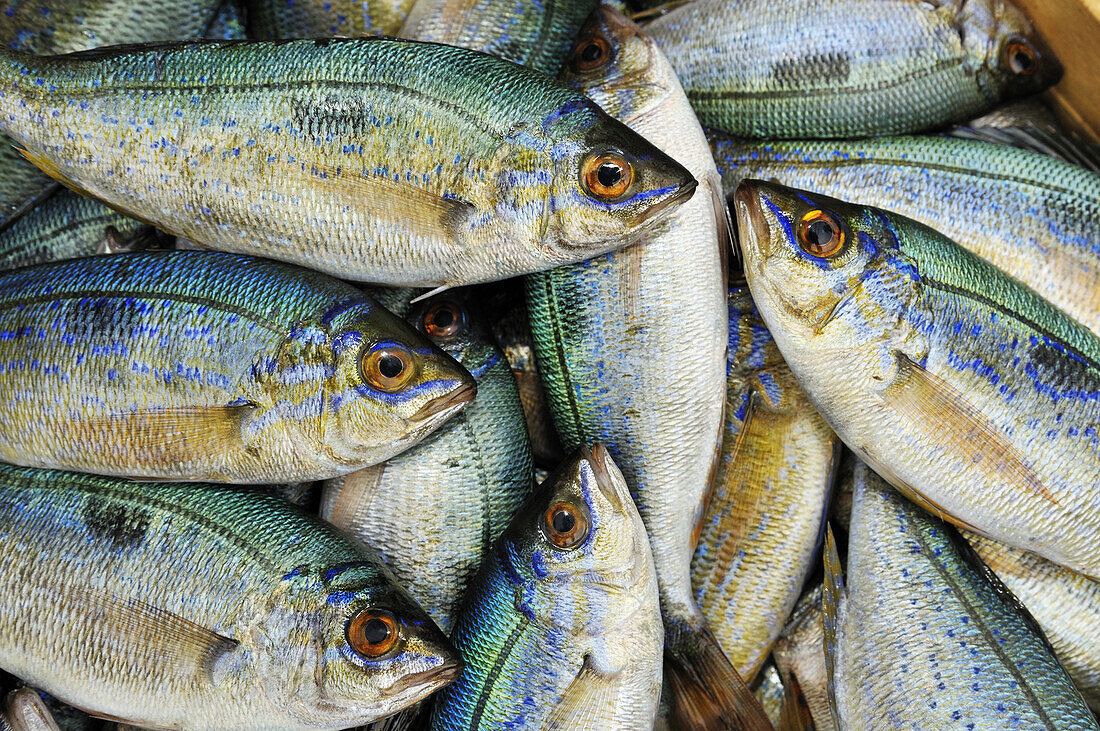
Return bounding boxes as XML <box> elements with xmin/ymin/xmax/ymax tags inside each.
<box><xmin>665</xmin><ymin>622</ymin><xmax>773</xmax><ymax>731</ymax></box>
<box><xmin>777</xmin><ymin>673</ymin><xmax>814</xmax><ymax>731</ymax></box>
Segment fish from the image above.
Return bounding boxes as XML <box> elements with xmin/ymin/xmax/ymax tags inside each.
<box><xmin>525</xmin><ymin>9</ymin><xmax>756</xmax><ymax>728</ymax></box>
<box><xmin>0</xmin><ymin>250</ymin><xmax>476</xmax><ymax>483</ymax></box>
<box><xmin>773</xmin><ymin>584</ymin><xmax>835</xmax><ymax>731</ymax></box>
<box><xmin>0</xmin><ymin>464</ymin><xmax>460</xmax><ymax>729</ymax></box>
<box><xmin>711</xmin><ymin>133</ymin><xmax>1100</xmax><ymax>336</ymax></box>
<box><xmin>399</xmin><ymin>0</ymin><xmax>599</xmax><ymax>76</ymax></box>
<box><xmin>692</xmin><ymin>282</ymin><xmax>838</xmax><ymax>684</ymax></box>
<box><xmin>965</xmin><ymin>532</ymin><xmax>1100</xmax><ymax>712</ymax></box>
<box><xmin>0</xmin><ymin>0</ymin><xmax>224</xmax><ymax>227</ymax></box>
<box><xmin>1</xmin><ymin>689</ymin><xmax>59</xmax><ymax>731</ymax></box>
<box><xmin>822</xmin><ymin>460</ymin><xmax>1098</xmax><ymax>729</ymax></box>
<box><xmin>644</xmin><ymin>0</ymin><xmax>1061</xmax><ymax>138</ymax></box>
<box><xmin>0</xmin><ymin>189</ymin><xmax>166</xmax><ymax>271</ymax></box>
<box><xmin>733</xmin><ymin>179</ymin><xmax>1100</xmax><ymax>581</ymax></box>
<box><xmin>248</xmin><ymin>0</ymin><xmax>414</xmax><ymax>39</ymax></box>
<box><xmin>430</xmin><ymin>445</ymin><xmax>663</xmax><ymax>730</ymax></box>
<box><xmin>322</xmin><ymin>289</ymin><xmax>534</xmax><ymax>636</ymax></box>
<box><xmin>0</xmin><ymin>38</ymin><xmax>696</xmax><ymax>287</ymax></box>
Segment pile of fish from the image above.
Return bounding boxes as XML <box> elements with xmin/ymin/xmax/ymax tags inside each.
<box><xmin>0</xmin><ymin>0</ymin><xmax>1095</xmax><ymax>728</ymax></box>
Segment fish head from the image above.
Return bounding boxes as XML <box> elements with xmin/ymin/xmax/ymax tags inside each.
<box><xmin>501</xmin><ymin>444</ymin><xmax>655</xmax><ymax>635</ymax></box>
<box><xmin>318</xmin><ymin>298</ymin><xmax>477</xmax><ymax>465</ymax></box>
<box><xmin>256</xmin><ymin>562</ymin><xmax>461</xmax><ymax>724</ymax></box>
<box><xmin>541</xmin><ymin>100</ymin><xmax>697</xmax><ymax>259</ymax></box>
<box><xmin>560</xmin><ymin>6</ymin><xmax>673</xmax><ymax>122</ymax></box>
<box><xmin>959</xmin><ymin>0</ymin><xmax>1062</xmax><ymax>99</ymax></box>
<box><xmin>732</xmin><ymin>180</ymin><xmax>918</xmax><ymax>353</ymax></box>
<box><xmin>406</xmin><ymin>289</ymin><xmax>500</xmax><ymax>381</ymax></box>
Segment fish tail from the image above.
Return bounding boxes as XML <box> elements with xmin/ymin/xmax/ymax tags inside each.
<box><xmin>665</xmin><ymin>620</ymin><xmax>773</xmax><ymax>731</ymax></box>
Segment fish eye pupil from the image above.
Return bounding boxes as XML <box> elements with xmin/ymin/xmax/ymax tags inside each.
<box><xmin>581</xmin><ymin>41</ymin><xmax>603</xmax><ymax>63</ymax></box>
<box><xmin>806</xmin><ymin>219</ymin><xmax>835</xmax><ymax>247</ymax></box>
<box><xmin>1013</xmin><ymin>49</ymin><xmax>1033</xmax><ymax>72</ymax></box>
<box><xmin>552</xmin><ymin>509</ymin><xmax>575</xmax><ymax>534</ymax></box>
<box><xmin>363</xmin><ymin>617</ymin><xmax>390</xmax><ymax>645</ymax></box>
<box><xmin>597</xmin><ymin>162</ymin><xmax>622</xmax><ymax>188</ymax></box>
<box><xmin>434</xmin><ymin>308</ymin><xmax>455</xmax><ymax>328</ymax></box>
<box><xmin>379</xmin><ymin>353</ymin><xmax>404</xmax><ymax>379</ymax></box>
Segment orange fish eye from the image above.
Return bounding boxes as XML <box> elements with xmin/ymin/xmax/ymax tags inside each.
<box><xmin>797</xmin><ymin>209</ymin><xmax>845</xmax><ymax>258</ymax></box>
<box><xmin>541</xmin><ymin>501</ymin><xmax>590</xmax><ymax>550</ymax></box>
<box><xmin>347</xmin><ymin>609</ymin><xmax>400</xmax><ymax>659</ymax></box>
<box><xmin>361</xmin><ymin>345</ymin><xmax>415</xmax><ymax>392</ymax></box>
<box><xmin>422</xmin><ymin>300</ymin><xmax>466</xmax><ymax>339</ymax></box>
<box><xmin>1005</xmin><ymin>40</ymin><xmax>1038</xmax><ymax>76</ymax></box>
<box><xmin>581</xmin><ymin>151</ymin><xmax>634</xmax><ymax>202</ymax></box>
<box><xmin>570</xmin><ymin>36</ymin><xmax>611</xmax><ymax>72</ymax></box>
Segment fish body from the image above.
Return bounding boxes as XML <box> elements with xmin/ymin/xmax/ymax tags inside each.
<box><xmin>430</xmin><ymin>445</ymin><xmax>663</xmax><ymax>730</ymax></box>
<box><xmin>0</xmin><ymin>464</ymin><xmax>459</xmax><ymax>729</ymax></box>
<box><xmin>0</xmin><ymin>38</ymin><xmax>695</xmax><ymax>286</ymax></box>
<box><xmin>773</xmin><ymin>585</ymin><xmax>834</xmax><ymax>731</ymax></box>
<box><xmin>248</xmin><ymin>0</ymin><xmax>413</xmax><ymax>39</ymax></box>
<box><xmin>824</xmin><ymin>461</ymin><xmax>1097</xmax><ymax>729</ymax></box>
<box><xmin>0</xmin><ymin>251</ymin><xmax>475</xmax><ymax>482</ymax></box>
<box><xmin>399</xmin><ymin>0</ymin><xmax>599</xmax><ymax>76</ymax></box>
<box><xmin>712</xmin><ymin>133</ymin><xmax>1100</xmax><ymax>335</ymax></box>
<box><xmin>734</xmin><ymin>180</ymin><xmax>1100</xmax><ymax>580</ymax></box>
<box><xmin>525</xmin><ymin>9</ymin><xmax>736</xmax><ymax>725</ymax></box>
<box><xmin>692</xmin><ymin>284</ymin><xmax>838</xmax><ymax>683</ymax></box>
<box><xmin>645</xmin><ymin>0</ymin><xmax>1060</xmax><ymax>138</ymax></box>
<box><xmin>323</xmin><ymin>290</ymin><xmax>533</xmax><ymax>636</ymax></box>
<box><xmin>966</xmin><ymin>532</ymin><xmax>1100</xmax><ymax>711</ymax></box>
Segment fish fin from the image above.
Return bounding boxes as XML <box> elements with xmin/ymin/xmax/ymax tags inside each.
<box><xmin>546</xmin><ymin>654</ymin><xmax>621</xmax><ymax>729</ymax></box>
<box><xmin>410</xmin><ymin>285</ymin><xmax>450</xmax><ymax>305</ymax></box>
<box><xmin>96</xmin><ymin>225</ymin><xmax>165</xmax><ymax>255</ymax></box>
<box><xmin>80</xmin><ymin>405</ymin><xmax>255</xmax><ymax>467</ymax></box>
<box><xmin>879</xmin><ymin>352</ymin><xmax>1058</xmax><ymax>506</ymax></box>
<box><xmin>777</xmin><ymin>673</ymin><xmax>815</xmax><ymax>731</ymax></box>
<box><xmin>666</xmin><ymin>622</ymin><xmax>773</xmax><ymax>731</ymax></box>
<box><xmin>630</xmin><ymin>0</ymin><xmax>692</xmax><ymax>21</ymax></box>
<box><xmin>820</xmin><ymin>525</ymin><xmax>844</xmax><ymax>731</ymax></box>
<box><xmin>709</xmin><ymin>171</ymin><xmax>732</xmax><ymax>284</ymax></box>
<box><xmin>948</xmin><ymin>125</ymin><xmax>1100</xmax><ymax>174</ymax></box>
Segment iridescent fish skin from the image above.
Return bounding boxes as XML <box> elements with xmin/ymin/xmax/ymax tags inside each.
<box><xmin>399</xmin><ymin>0</ymin><xmax>599</xmax><ymax>76</ymax></box>
<box><xmin>248</xmin><ymin>0</ymin><xmax>414</xmax><ymax>39</ymax></box>
<box><xmin>0</xmin><ymin>251</ymin><xmax>476</xmax><ymax>482</ymax></box>
<box><xmin>0</xmin><ymin>465</ymin><xmax>459</xmax><ymax>729</ymax></box>
<box><xmin>773</xmin><ymin>585</ymin><xmax>835</xmax><ymax>731</ymax></box>
<box><xmin>823</xmin><ymin>462</ymin><xmax>1098</xmax><ymax>729</ymax></box>
<box><xmin>526</xmin><ymin>9</ymin><xmax>733</xmax><ymax>724</ymax></box>
<box><xmin>711</xmin><ymin>133</ymin><xmax>1100</xmax><ymax>336</ymax></box>
<box><xmin>965</xmin><ymin>532</ymin><xmax>1100</xmax><ymax>712</ymax></box>
<box><xmin>644</xmin><ymin>0</ymin><xmax>1060</xmax><ymax>139</ymax></box>
<box><xmin>431</xmin><ymin>445</ymin><xmax>663</xmax><ymax>730</ymax></box>
<box><xmin>692</xmin><ymin>283</ymin><xmax>838</xmax><ymax>683</ymax></box>
<box><xmin>0</xmin><ymin>189</ymin><xmax>160</xmax><ymax>271</ymax></box>
<box><xmin>734</xmin><ymin>180</ymin><xmax>1100</xmax><ymax>580</ymax></box>
<box><xmin>0</xmin><ymin>39</ymin><xmax>696</xmax><ymax>287</ymax></box>
<box><xmin>323</xmin><ymin>289</ymin><xmax>534</xmax><ymax>636</ymax></box>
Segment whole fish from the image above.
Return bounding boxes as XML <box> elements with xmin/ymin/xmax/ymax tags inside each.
<box><xmin>430</xmin><ymin>445</ymin><xmax>663</xmax><ymax>730</ymax></box>
<box><xmin>322</xmin><ymin>289</ymin><xmax>534</xmax><ymax>636</ymax></box>
<box><xmin>965</xmin><ymin>532</ymin><xmax>1100</xmax><ymax>711</ymax></box>
<box><xmin>399</xmin><ymin>0</ymin><xmax>599</xmax><ymax>76</ymax></box>
<box><xmin>773</xmin><ymin>585</ymin><xmax>835</xmax><ymax>731</ymax></box>
<box><xmin>0</xmin><ymin>189</ymin><xmax>163</xmax><ymax>271</ymax></box>
<box><xmin>823</xmin><ymin>461</ymin><xmax>1098</xmax><ymax>729</ymax></box>
<box><xmin>0</xmin><ymin>38</ymin><xmax>696</xmax><ymax>287</ymax></box>
<box><xmin>692</xmin><ymin>282</ymin><xmax>838</xmax><ymax>684</ymax></box>
<box><xmin>644</xmin><ymin>0</ymin><xmax>1061</xmax><ymax>138</ymax></box>
<box><xmin>0</xmin><ymin>0</ymin><xmax>224</xmax><ymax>227</ymax></box>
<box><xmin>0</xmin><ymin>464</ymin><xmax>460</xmax><ymax>729</ymax></box>
<box><xmin>248</xmin><ymin>0</ymin><xmax>413</xmax><ymax>39</ymax></box>
<box><xmin>525</xmin><ymin>8</ymin><xmax>741</xmax><ymax>728</ymax></box>
<box><xmin>0</xmin><ymin>251</ymin><xmax>475</xmax><ymax>482</ymax></box>
<box><xmin>733</xmin><ymin>180</ymin><xmax>1100</xmax><ymax>580</ymax></box>
<box><xmin>712</xmin><ymin>133</ymin><xmax>1100</xmax><ymax>335</ymax></box>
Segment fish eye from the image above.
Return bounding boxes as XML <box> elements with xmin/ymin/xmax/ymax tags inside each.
<box><xmin>361</xmin><ymin>345</ymin><xmax>415</xmax><ymax>392</ymax></box>
<box><xmin>797</xmin><ymin>209</ymin><xmax>845</xmax><ymax>258</ymax></box>
<box><xmin>570</xmin><ymin>36</ymin><xmax>611</xmax><ymax>72</ymax></box>
<box><xmin>1004</xmin><ymin>39</ymin><xmax>1038</xmax><ymax>76</ymax></box>
<box><xmin>422</xmin><ymin>300</ymin><xmax>466</xmax><ymax>339</ymax></box>
<box><xmin>347</xmin><ymin>608</ymin><xmax>401</xmax><ymax>659</ymax></box>
<box><xmin>581</xmin><ymin>151</ymin><xmax>634</xmax><ymax>202</ymax></box>
<box><xmin>541</xmin><ymin>501</ymin><xmax>590</xmax><ymax>550</ymax></box>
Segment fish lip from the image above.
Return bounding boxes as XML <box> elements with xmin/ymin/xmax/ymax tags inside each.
<box><xmin>734</xmin><ymin>180</ymin><xmax>766</xmax><ymax>246</ymax></box>
<box><xmin>409</xmin><ymin>382</ymin><xmax>477</xmax><ymax>423</ymax></box>
<box><xmin>383</xmin><ymin>660</ymin><xmax>462</xmax><ymax>698</ymax></box>
<box><xmin>584</xmin><ymin>443</ymin><xmax>629</xmax><ymax>512</ymax></box>
<box><xmin>628</xmin><ymin>177</ymin><xmax>698</xmax><ymax>226</ymax></box>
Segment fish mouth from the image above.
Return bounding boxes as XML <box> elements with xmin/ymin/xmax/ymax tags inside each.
<box><xmin>409</xmin><ymin>382</ymin><xmax>477</xmax><ymax>423</ymax></box>
<box><xmin>734</xmin><ymin>180</ymin><xmax>767</xmax><ymax>246</ymax></box>
<box><xmin>384</xmin><ymin>661</ymin><xmax>462</xmax><ymax>698</ymax></box>
<box><xmin>584</xmin><ymin>443</ymin><xmax>631</xmax><ymax>513</ymax></box>
<box><xmin>629</xmin><ymin>177</ymin><xmax>698</xmax><ymax>226</ymax></box>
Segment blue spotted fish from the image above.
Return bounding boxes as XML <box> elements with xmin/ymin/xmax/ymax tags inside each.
<box><xmin>822</xmin><ymin>461</ymin><xmax>1098</xmax><ymax>729</ymax></box>
<box><xmin>733</xmin><ymin>180</ymin><xmax>1100</xmax><ymax>581</ymax></box>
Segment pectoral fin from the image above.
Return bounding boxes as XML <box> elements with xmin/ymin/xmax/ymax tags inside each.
<box><xmin>880</xmin><ymin>352</ymin><xmax>1057</xmax><ymax>506</ymax></box>
<box><xmin>820</xmin><ymin>525</ymin><xmax>844</xmax><ymax>731</ymax></box>
<box><xmin>546</xmin><ymin>655</ymin><xmax>621</xmax><ymax>729</ymax></box>
<box><xmin>778</xmin><ymin>673</ymin><xmax>815</xmax><ymax>731</ymax></box>
<box><xmin>81</xmin><ymin>405</ymin><xmax>255</xmax><ymax>469</ymax></box>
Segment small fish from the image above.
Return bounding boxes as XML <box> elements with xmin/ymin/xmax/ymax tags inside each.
<box><xmin>773</xmin><ymin>584</ymin><xmax>834</xmax><ymax>731</ymax></box>
<box><xmin>965</xmin><ymin>532</ymin><xmax>1100</xmax><ymax>712</ymax></box>
<box><xmin>0</xmin><ymin>464</ymin><xmax>460</xmax><ymax>729</ymax></box>
<box><xmin>711</xmin><ymin>133</ymin><xmax>1100</xmax><ymax>335</ymax></box>
<box><xmin>692</xmin><ymin>282</ymin><xmax>839</xmax><ymax>685</ymax></box>
<box><xmin>0</xmin><ymin>38</ymin><xmax>695</xmax><ymax>287</ymax></box>
<box><xmin>0</xmin><ymin>189</ymin><xmax>165</xmax><ymax>271</ymax></box>
<box><xmin>823</xmin><ymin>461</ymin><xmax>1098</xmax><ymax>729</ymax></box>
<box><xmin>248</xmin><ymin>0</ymin><xmax>414</xmax><ymax>39</ymax></box>
<box><xmin>733</xmin><ymin>180</ymin><xmax>1100</xmax><ymax>580</ymax></box>
<box><xmin>645</xmin><ymin>0</ymin><xmax>1061</xmax><ymax>138</ymax></box>
<box><xmin>0</xmin><ymin>251</ymin><xmax>476</xmax><ymax>482</ymax></box>
<box><xmin>430</xmin><ymin>445</ymin><xmax>663</xmax><ymax>730</ymax></box>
